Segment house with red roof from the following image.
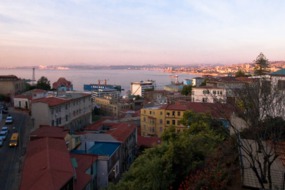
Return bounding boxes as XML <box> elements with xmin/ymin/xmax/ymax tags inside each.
<box><xmin>20</xmin><ymin>138</ymin><xmax>74</xmax><ymax>190</ymax></box>
<box><xmin>53</xmin><ymin>77</ymin><xmax>73</xmax><ymax>91</ymax></box>
<box><xmin>13</xmin><ymin>89</ymin><xmax>47</xmax><ymax>110</ymax></box>
<box><xmin>31</xmin><ymin>92</ymin><xmax>92</xmax><ymax>130</ymax></box>
<box><xmin>30</xmin><ymin>125</ymin><xmax>81</xmax><ymax>151</ymax></box>
<box><xmin>21</xmin><ymin>126</ymin><xmax>99</xmax><ymax>190</ymax></box>
<box><xmin>70</xmin><ymin>121</ymin><xmax>137</xmax><ymax>188</ymax></box>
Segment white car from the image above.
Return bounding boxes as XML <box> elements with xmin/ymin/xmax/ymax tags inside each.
<box><xmin>5</xmin><ymin>116</ymin><xmax>13</xmax><ymax>124</ymax></box>
<box><xmin>1</xmin><ymin>126</ymin><xmax>8</xmax><ymax>133</ymax></box>
<box><xmin>0</xmin><ymin>131</ymin><xmax>7</xmax><ymax>141</ymax></box>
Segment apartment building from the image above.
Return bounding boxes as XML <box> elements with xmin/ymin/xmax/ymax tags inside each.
<box><xmin>0</xmin><ymin>75</ymin><xmax>26</xmax><ymax>98</ymax></box>
<box><xmin>85</xmin><ymin>121</ymin><xmax>137</xmax><ymax>175</ymax></box>
<box><xmin>94</xmin><ymin>97</ymin><xmax>133</xmax><ymax>118</ymax></box>
<box><xmin>191</xmin><ymin>86</ymin><xmax>227</xmax><ymax>103</ymax></box>
<box><xmin>31</xmin><ymin>93</ymin><xmax>92</xmax><ymax>131</ymax></box>
<box><xmin>141</xmin><ymin>102</ymin><xmax>227</xmax><ymax>137</ymax></box>
<box><xmin>131</xmin><ymin>80</ymin><xmax>155</xmax><ymax>97</ymax></box>
<box><xmin>191</xmin><ymin>77</ymin><xmax>250</xmax><ymax>104</ymax></box>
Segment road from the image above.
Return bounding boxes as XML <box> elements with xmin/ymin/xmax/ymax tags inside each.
<box><xmin>0</xmin><ymin>109</ymin><xmax>32</xmax><ymax>190</ymax></box>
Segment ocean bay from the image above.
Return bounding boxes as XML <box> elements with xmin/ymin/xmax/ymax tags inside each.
<box><xmin>0</xmin><ymin>69</ymin><xmax>199</xmax><ymax>94</ymax></box>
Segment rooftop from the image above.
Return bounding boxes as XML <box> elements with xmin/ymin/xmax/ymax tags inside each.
<box><xmin>20</xmin><ymin>138</ymin><xmax>73</xmax><ymax>190</ymax></box>
<box><xmin>30</xmin><ymin>125</ymin><xmax>67</xmax><ymax>140</ymax></box>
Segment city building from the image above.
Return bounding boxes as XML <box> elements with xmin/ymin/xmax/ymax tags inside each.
<box><xmin>192</xmin><ymin>77</ymin><xmax>205</xmax><ymax>87</ymax></box>
<box><xmin>20</xmin><ymin>138</ymin><xmax>74</xmax><ymax>190</ymax></box>
<box><xmin>20</xmin><ymin>126</ymin><xmax>98</xmax><ymax>190</ymax></box>
<box><xmin>130</xmin><ymin>80</ymin><xmax>155</xmax><ymax>97</ymax></box>
<box><xmin>191</xmin><ymin>86</ymin><xmax>227</xmax><ymax>103</ymax></box>
<box><xmin>30</xmin><ymin>125</ymin><xmax>80</xmax><ymax>151</ymax></box>
<box><xmin>72</xmin><ymin>139</ymin><xmax>121</xmax><ymax>189</ymax></box>
<box><xmin>0</xmin><ymin>75</ymin><xmax>26</xmax><ymax>99</ymax></box>
<box><xmin>94</xmin><ymin>97</ymin><xmax>133</xmax><ymax>118</ymax></box>
<box><xmin>53</xmin><ymin>77</ymin><xmax>73</xmax><ymax>91</ymax></box>
<box><xmin>140</xmin><ymin>101</ymin><xmax>230</xmax><ymax>137</ymax></box>
<box><xmin>31</xmin><ymin>92</ymin><xmax>92</xmax><ymax>131</ymax></box>
<box><xmin>85</xmin><ymin>122</ymin><xmax>137</xmax><ymax>174</ymax></box>
<box><xmin>191</xmin><ymin>77</ymin><xmax>251</xmax><ymax>104</ymax></box>
<box><xmin>13</xmin><ymin>89</ymin><xmax>47</xmax><ymax>110</ymax></box>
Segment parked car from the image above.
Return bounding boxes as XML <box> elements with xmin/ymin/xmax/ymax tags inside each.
<box><xmin>0</xmin><ymin>138</ymin><xmax>3</xmax><ymax>147</ymax></box>
<box><xmin>1</xmin><ymin>126</ymin><xmax>8</xmax><ymax>133</ymax></box>
<box><xmin>0</xmin><ymin>131</ymin><xmax>7</xmax><ymax>141</ymax></box>
<box><xmin>5</xmin><ymin>116</ymin><xmax>13</xmax><ymax>124</ymax></box>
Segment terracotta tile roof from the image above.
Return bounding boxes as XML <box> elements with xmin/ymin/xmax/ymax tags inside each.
<box><xmin>160</xmin><ymin>102</ymin><xmax>232</xmax><ymax>118</ymax></box>
<box><xmin>53</xmin><ymin>77</ymin><xmax>73</xmax><ymax>89</ymax></box>
<box><xmin>20</xmin><ymin>138</ymin><xmax>73</xmax><ymax>190</ymax></box>
<box><xmin>70</xmin><ymin>154</ymin><xmax>97</xmax><ymax>190</ymax></box>
<box><xmin>32</xmin><ymin>97</ymin><xmax>69</xmax><ymax>106</ymax></box>
<box><xmin>106</xmin><ymin>123</ymin><xmax>136</xmax><ymax>142</ymax></box>
<box><xmin>85</xmin><ymin>121</ymin><xmax>136</xmax><ymax>142</ymax></box>
<box><xmin>30</xmin><ymin>125</ymin><xmax>67</xmax><ymax>140</ymax></box>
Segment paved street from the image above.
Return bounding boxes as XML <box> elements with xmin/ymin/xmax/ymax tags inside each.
<box><xmin>0</xmin><ymin>108</ymin><xmax>32</xmax><ymax>190</ymax></box>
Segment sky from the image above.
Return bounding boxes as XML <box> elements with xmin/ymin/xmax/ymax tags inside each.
<box><xmin>1</xmin><ymin>0</ymin><xmax>285</xmax><ymax>67</ymax></box>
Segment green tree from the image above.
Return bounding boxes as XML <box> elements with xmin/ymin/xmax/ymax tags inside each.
<box><xmin>254</xmin><ymin>52</ymin><xmax>270</xmax><ymax>75</ymax></box>
<box><xmin>107</xmin><ymin>112</ymin><xmax>227</xmax><ymax>190</ymax></box>
<box><xmin>235</xmin><ymin>69</ymin><xmax>246</xmax><ymax>77</ymax></box>
<box><xmin>181</xmin><ymin>85</ymin><xmax>192</xmax><ymax>96</ymax></box>
<box><xmin>36</xmin><ymin>76</ymin><xmax>51</xmax><ymax>90</ymax></box>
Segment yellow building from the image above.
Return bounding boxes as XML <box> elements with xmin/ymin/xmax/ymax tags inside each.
<box><xmin>141</xmin><ymin>102</ymin><xmax>222</xmax><ymax>137</ymax></box>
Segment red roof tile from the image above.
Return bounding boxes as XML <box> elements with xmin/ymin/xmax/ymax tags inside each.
<box><xmin>53</xmin><ymin>77</ymin><xmax>73</xmax><ymax>89</ymax></box>
<box><xmin>20</xmin><ymin>138</ymin><xmax>73</xmax><ymax>190</ymax></box>
<box><xmin>160</xmin><ymin>102</ymin><xmax>232</xmax><ymax>118</ymax></box>
<box><xmin>32</xmin><ymin>97</ymin><xmax>69</xmax><ymax>106</ymax></box>
<box><xmin>85</xmin><ymin>121</ymin><xmax>136</xmax><ymax>142</ymax></box>
<box><xmin>30</xmin><ymin>125</ymin><xmax>67</xmax><ymax>140</ymax></box>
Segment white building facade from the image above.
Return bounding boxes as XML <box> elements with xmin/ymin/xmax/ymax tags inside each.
<box><xmin>191</xmin><ymin>87</ymin><xmax>227</xmax><ymax>103</ymax></box>
<box><xmin>31</xmin><ymin>93</ymin><xmax>92</xmax><ymax>131</ymax></box>
<box><xmin>130</xmin><ymin>80</ymin><xmax>155</xmax><ymax>97</ymax></box>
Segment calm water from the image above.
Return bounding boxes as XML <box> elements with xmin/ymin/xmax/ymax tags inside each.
<box><xmin>0</xmin><ymin>69</ymin><xmax>199</xmax><ymax>94</ymax></box>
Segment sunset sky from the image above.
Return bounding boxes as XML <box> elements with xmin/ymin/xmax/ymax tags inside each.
<box><xmin>1</xmin><ymin>0</ymin><xmax>285</xmax><ymax>67</ymax></box>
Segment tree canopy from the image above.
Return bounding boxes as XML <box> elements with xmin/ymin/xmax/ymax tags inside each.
<box><xmin>254</xmin><ymin>52</ymin><xmax>270</xmax><ymax>75</ymax></box>
<box><xmin>107</xmin><ymin>112</ymin><xmax>228</xmax><ymax>190</ymax></box>
<box><xmin>181</xmin><ymin>85</ymin><xmax>192</xmax><ymax>96</ymax></box>
<box><xmin>235</xmin><ymin>69</ymin><xmax>246</xmax><ymax>77</ymax></box>
<box><xmin>36</xmin><ymin>76</ymin><xmax>51</xmax><ymax>90</ymax></box>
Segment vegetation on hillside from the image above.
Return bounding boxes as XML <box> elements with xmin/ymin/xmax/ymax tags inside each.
<box><xmin>106</xmin><ymin>112</ymin><xmax>234</xmax><ymax>190</ymax></box>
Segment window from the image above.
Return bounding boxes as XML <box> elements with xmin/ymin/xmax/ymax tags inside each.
<box><xmin>160</xmin><ymin>111</ymin><xmax>163</xmax><ymax>115</ymax></box>
<box><xmin>172</xmin><ymin>111</ymin><xmax>175</xmax><ymax>116</ymax></box>
<box><xmin>202</xmin><ymin>98</ymin><xmax>208</xmax><ymax>103</ymax></box>
<box><xmin>159</xmin><ymin>119</ymin><xmax>163</xmax><ymax>124</ymax></box>
<box><xmin>166</xmin><ymin>120</ymin><xmax>170</xmax><ymax>125</ymax></box>
<box><xmin>177</xmin><ymin>112</ymin><xmax>181</xmax><ymax>116</ymax></box>
<box><xmin>172</xmin><ymin>120</ymin><xmax>175</xmax><ymax>125</ymax></box>
<box><xmin>203</xmin><ymin>90</ymin><xmax>210</xmax><ymax>94</ymax></box>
